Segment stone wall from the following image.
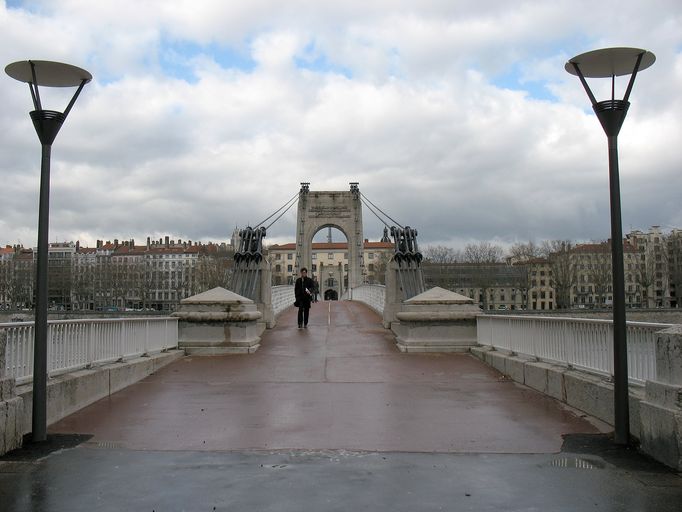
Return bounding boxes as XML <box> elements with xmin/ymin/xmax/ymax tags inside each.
<box><xmin>0</xmin><ymin>330</ymin><xmax>24</xmax><ymax>455</ymax></box>
<box><xmin>472</xmin><ymin>325</ymin><xmax>682</xmax><ymax>471</ymax></box>
<box><xmin>638</xmin><ymin>326</ymin><xmax>682</xmax><ymax>470</ymax></box>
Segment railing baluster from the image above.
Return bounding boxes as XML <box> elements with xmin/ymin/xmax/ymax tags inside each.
<box><xmin>475</xmin><ymin>314</ymin><xmax>670</xmax><ymax>383</ymax></box>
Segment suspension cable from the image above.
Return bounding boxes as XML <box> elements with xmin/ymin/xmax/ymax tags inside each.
<box><xmin>253</xmin><ymin>191</ymin><xmax>300</xmax><ymax>229</ymax></box>
<box><xmin>264</xmin><ymin>195</ymin><xmax>299</xmax><ymax>231</ymax></box>
<box><xmin>360</xmin><ymin>196</ymin><xmax>391</xmax><ymax>228</ymax></box>
<box><xmin>360</xmin><ymin>192</ymin><xmax>403</xmax><ymax>229</ymax></box>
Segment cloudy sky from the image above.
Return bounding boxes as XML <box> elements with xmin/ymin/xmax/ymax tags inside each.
<box><xmin>1</xmin><ymin>0</ymin><xmax>680</xmax><ymax>251</ymax></box>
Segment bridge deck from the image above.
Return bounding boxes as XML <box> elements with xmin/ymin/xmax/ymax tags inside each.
<box><xmin>49</xmin><ymin>300</ymin><xmax>606</xmax><ymax>452</ymax></box>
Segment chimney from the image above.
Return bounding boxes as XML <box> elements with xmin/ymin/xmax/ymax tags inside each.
<box><xmin>97</xmin><ymin>240</ymin><xmax>103</xmax><ymax>249</ymax></box>
<box><xmin>130</xmin><ymin>239</ymin><xmax>135</xmax><ymax>247</ymax></box>
<box><xmin>147</xmin><ymin>237</ymin><xmax>151</xmax><ymax>250</ymax></box>
<box><xmin>114</xmin><ymin>239</ymin><xmax>119</xmax><ymax>247</ymax></box>
<box><xmin>75</xmin><ymin>240</ymin><xmax>80</xmax><ymax>251</ymax></box>
<box><xmin>165</xmin><ymin>236</ymin><xmax>170</xmax><ymax>248</ymax></box>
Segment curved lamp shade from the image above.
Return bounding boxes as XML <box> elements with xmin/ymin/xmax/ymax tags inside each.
<box><xmin>5</xmin><ymin>60</ymin><xmax>92</xmax><ymax>87</ymax></box>
<box><xmin>565</xmin><ymin>47</ymin><xmax>655</xmax><ymax>78</ymax></box>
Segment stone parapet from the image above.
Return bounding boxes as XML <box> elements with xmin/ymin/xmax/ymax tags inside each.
<box><xmin>470</xmin><ymin>342</ymin><xmax>682</xmax><ymax>470</ymax></box>
<box><xmin>0</xmin><ymin>330</ymin><xmax>24</xmax><ymax>455</ymax></box>
<box><xmin>391</xmin><ymin>287</ymin><xmax>481</xmax><ymax>353</ymax></box>
<box><xmin>173</xmin><ymin>287</ymin><xmax>263</xmax><ymax>355</ymax></box>
<box><xmin>639</xmin><ymin>325</ymin><xmax>682</xmax><ymax>470</ymax></box>
<box><xmin>15</xmin><ymin>350</ymin><xmax>183</xmax><ymax>438</ymax></box>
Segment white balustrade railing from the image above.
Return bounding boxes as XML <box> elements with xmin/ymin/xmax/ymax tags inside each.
<box><xmin>477</xmin><ymin>315</ymin><xmax>673</xmax><ymax>384</ymax></box>
<box><xmin>272</xmin><ymin>285</ymin><xmax>296</xmax><ymax>316</ymax></box>
<box><xmin>349</xmin><ymin>285</ymin><xmax>386</xmax><ymax>314</ymax></box>
<box><xmin>1</xmin><ymin>317</ymin><xmax>178</xmax><ymax>385</ymax></box>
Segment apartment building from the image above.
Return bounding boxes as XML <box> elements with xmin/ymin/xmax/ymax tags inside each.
<box><xmin>570</xmin><ymin>240</ymin><xmax>640</xmax><ymax>308</ymax></box>
<box><xmin>626</xmin><ymin>226</ymin><xmax>673</xmax><ymax>307</ymax></box>
<box><xmin>422</xmin><ymin>262</ymin><xmax>529</xmax><ymax>310</ymax></box>
<box><xmin>526</xmin><ymin>258</ymin><xmax>556</xmax><ymax>311</ymax></box>
<box><xmin>0</xmin><ymin>245</ymin><xmax>14</xmax><ymax>309</ymax></box>
<box><xmin>0</xmin><ymin>237</ymin><xmax>233</xmax><ymax>312</ymax></box>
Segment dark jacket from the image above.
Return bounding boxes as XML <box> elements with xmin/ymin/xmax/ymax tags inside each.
<box><xmin>295</xmin><ymin>276</ymin><xmax>315</xmax><ymax>308</ymax></box>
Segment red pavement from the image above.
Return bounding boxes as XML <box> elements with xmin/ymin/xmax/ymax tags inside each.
<box><xmin>50</xmin><ymin>300</ymin><xmax>608</xmax><ymax>452</ymax></box>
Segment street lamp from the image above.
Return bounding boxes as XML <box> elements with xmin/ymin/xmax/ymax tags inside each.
<box><xmin>5</xmin><ymin>60</ymin><xmax>92</xmax><ymax>442</ymax></box>
<box><xmin>565</xmin><ymin>47</ymin><xmax>655</xmax><ymax>445</ymax></box>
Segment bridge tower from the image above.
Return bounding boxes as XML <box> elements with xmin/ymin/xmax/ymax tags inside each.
<box><xmin>295</xmin><ymin>182</ymin><xmax>364</xmax><ymax>293</ymax></box>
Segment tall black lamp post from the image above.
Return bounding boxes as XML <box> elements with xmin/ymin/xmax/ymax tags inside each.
<box><xmin>565</xmin><ymin>47</ymin><xmax>655</xmax><ymax>445</ymax></box>
<box><xmin>5</xmin><ymin>60</ymin><xmax>91</xmax><ymax>442</ymax></box>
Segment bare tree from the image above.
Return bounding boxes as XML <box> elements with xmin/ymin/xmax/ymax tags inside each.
<box><xmin>423</xmin><ymin>245</ymin><xmax>461</xmax><ymax>264</ymax></box>
<box><xmin>668</xmin><ymin>232</ymin><xmax>682</xmax><ymax>307</ymax></box>
<box><xmin>636</xmin><ymin>245</ymin><xmax>657</xmax><ymax>308</ymax></box>
<box><xmin>462</xmin><ymin>242</ymin><xmax>504</xmax><ymax>309</ymax></box>
<box><xmin>544</xmin><ymin>240</ymin><xmax>576</xmax><ymax>309</ymax></box>
<box><xmin>589</xmin><ymin>251</ymin><xmax>612</xmax><ymax>307</ymax></box>
<box><xmin>0</xmin><ymin>259</ymin><xmax>13</xmax><ymax>308</ymax></box>
<box><xmin>509</xmin><ymin>241</ymin><xmax>542</xmax><ymax>262</ymax></box>
<box><xmin>463</xmin><ymin>242</ymin><xmax>504</xmax><ymax>264</ymax></box>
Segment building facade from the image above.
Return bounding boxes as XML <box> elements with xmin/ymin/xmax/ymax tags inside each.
<box><xmin>0</xmin><ymin>237</ymin><xmax>233</xmax><ymax>312</ymax></box>
<box><xmin>422</xmin><ymin>262</ymin><xmax>529</xmax><ymax>311</ymax></box>
<box><xmin>267</xmin><ymin>239</ymin><xmax>394</xmax><ymax>299</ymax></box>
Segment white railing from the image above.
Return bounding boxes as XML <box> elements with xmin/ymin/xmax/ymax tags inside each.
<box><xmin>476</xmin><ymin>315</ymin><xmax>673</xmax><ymax>384</ymax></box>
<box><xmin>1</xmin><ymin>317</ymin><xmax>178</xmax><ymax>385</ymax></box>
<box><xmin>271</xmin><ymin>285</ymin><xmax>296</xmax><ymax>316</ymax></box>
<box><xmin>349</xmin><ymin>285</ymin><xmax>386</xmax><ymax>314</ymax></box>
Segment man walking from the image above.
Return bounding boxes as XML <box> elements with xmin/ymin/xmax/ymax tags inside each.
<box><xmin>294</xmin><ymin>267</ymin><xmax>314</xmax><ymax>328</ymax></box>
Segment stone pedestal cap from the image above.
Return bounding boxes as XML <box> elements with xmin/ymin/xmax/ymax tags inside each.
<box><xmin>404</xmin><ymin>286</ymin><xmax>475</xmax><ymax>305</ymax></box>
<box><xmin>172</xmin><ymin>287</ymin><xmax>262</xmax><ymax>322</ymax></box>
<box><xmin>397</xmin><ymin>287</ymin><xmax>481</xmax><ymax>322</ymax></box>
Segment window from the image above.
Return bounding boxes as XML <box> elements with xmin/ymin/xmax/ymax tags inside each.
<box><xmin>287</xmin><ymin>254</ymin><xmax>293</xmax><ymax>260</ymax></box>
<box><xmin>368</xmin><ymin>253</ymin><xmax>374</xmax><ymax>260</ymax></box>
<box><xmin>312</xmin><ymin>264</ymin><xmax>317</xmax><ymax>271</ymax></box>
<box><xmin>275</xmin><ymin>265</ymin><xmax>281</xmax><ymax>272</ymax></box>
<box><xmin>275</xmin><ymin>254</ymin><xmax>281</xmax><ymax>260</ymax></box>
<box><xmin>312</xmin><ymin>253</ymin><xmax>317</xmax><ymax>260</ymax></box>
<box><xmin>287</xmin><ymin>265</ymin><xmax>292</xmax><ymax>272</ymax></box>
<box><xmin>328</xmin><ymin>253</ymin><xmax>334</xmax><ymax>260</ymax></box>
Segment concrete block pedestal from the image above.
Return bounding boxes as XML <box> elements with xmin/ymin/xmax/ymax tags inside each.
<box><xmin>0</xmin><ymin>330</ymin><xmax>24</xmax><ymax>455</ymax></box>
<box><xmin>173</xmin><ymin>287</ymin><xmax>264</xmax><ymax>355</ymax></box>
<box><xmin>391</xmin><ymin>287</ymin><xmax>481</xmax><ymax>353</ymax></box>
<box><xmin>639</xmin><ymin>325</ymin><xmax>682</xmax><ymax>471</ymax></box>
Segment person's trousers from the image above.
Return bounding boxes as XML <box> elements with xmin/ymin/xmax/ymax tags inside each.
<box><xmin>297</xmin><ymin>306</ymin><xmax>310</xmax><ymax>326</ymax></box>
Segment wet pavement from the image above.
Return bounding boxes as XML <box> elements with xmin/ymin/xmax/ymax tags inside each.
<box><xmin>1</xmin><ymin>300</ymin><xmax>680</xmax><ymax>510</ymax></box>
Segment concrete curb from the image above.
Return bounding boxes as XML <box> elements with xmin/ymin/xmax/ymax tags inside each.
<box><xmin>15</xmin><ymin>349</ymin><xmax>184</xmax><ymax>436</ymax></box>
<box><xmin>470</xmin><ymin>346</ymin><xmax>644</xmax><ymax>438</ymax></box>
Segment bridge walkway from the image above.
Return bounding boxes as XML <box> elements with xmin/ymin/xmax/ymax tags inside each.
<box><xmin>3</xmin><ymin>301</ymin><xmax>681</xmax><ymax>511</ymax></box>
<box><xmin>48</xmin><ymin>300</ymin><xmax>604</xmax><ymax>452</ymax></box>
